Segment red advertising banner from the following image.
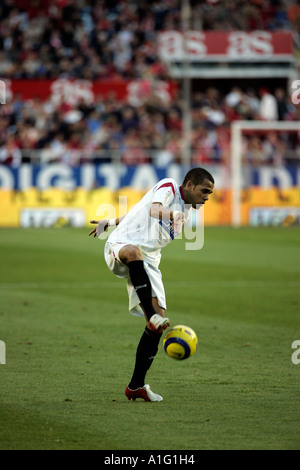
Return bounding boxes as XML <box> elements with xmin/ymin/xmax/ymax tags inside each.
<box><xmin>158</xmin><ymin>31</ymin><xmax>294</xmax><ymax>62</ymax></box>
<box><xmin>2</xmin><ymin>79</ymin><xmax>178</xmax><ymax>106</ymax></box>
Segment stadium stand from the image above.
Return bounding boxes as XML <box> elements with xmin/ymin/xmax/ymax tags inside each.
<box><xmin>0</xmin><ymin>0</ymin><xmax>299</xmax><ymax>167</ymax></box>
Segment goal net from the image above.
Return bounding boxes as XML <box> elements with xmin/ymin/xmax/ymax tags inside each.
<box><xmin>230</xmin><ymin>121</ymin><xmax>300</xmax><ymax>227</ymax></box>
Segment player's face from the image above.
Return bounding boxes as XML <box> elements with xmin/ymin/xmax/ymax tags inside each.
<box><xmin>185</xmin><ymin>179</ymin><xmax>214</xmax><ymax>209</ymax></box>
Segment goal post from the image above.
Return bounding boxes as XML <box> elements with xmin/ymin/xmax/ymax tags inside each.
<box><xmin>230</xmin><ymin>120</ymin><xmax>300</xmax><ymax>227</ymax></box>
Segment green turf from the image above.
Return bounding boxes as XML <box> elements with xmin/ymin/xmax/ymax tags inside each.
<box><xmin>0</xmin><ymin>226</ymin><xmax>299</xmax><ymax>450</ymax></box>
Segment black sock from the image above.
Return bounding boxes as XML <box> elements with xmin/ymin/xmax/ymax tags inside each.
<box><xmin>127</xmin><ymin>260</ymin><xmax>156</xmax><ymax>321</ymax></box>
<box><xmin>129</xmin><ymin>327</ymin><xmax>162</xmax><ymax>390</ymax></box>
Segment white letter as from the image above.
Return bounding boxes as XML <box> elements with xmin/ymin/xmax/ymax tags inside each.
<box><xmin>0</xmin><ymin>340</ymin><xmax>6</xmax><ymax>364</ymax></box>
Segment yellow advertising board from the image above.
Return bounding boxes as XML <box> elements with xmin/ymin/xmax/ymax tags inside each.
<box><xmin>0</xmin><ymin>187</ymin><xmax>299</xmax><ymax>228</ymax></box>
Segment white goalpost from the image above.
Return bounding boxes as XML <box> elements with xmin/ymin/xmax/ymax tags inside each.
<box><xmin>231</xmin><ymin>120</ymin><xmax>300</xmax><ymax>227</ymax></box>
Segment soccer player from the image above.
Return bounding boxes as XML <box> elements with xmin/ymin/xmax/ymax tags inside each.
<box><xmin>89</xmin><ymin>167</ymin><xmax>214</xmax><ymax>402</ymax></box>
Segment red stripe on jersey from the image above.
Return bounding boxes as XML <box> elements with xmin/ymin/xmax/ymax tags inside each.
<box><xmin>156</xmin><ymin>182</ymin><xmax>175</xmax><ymax>195</ymax></box>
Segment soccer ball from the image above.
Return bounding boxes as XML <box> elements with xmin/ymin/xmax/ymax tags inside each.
<box><xmin>163</xmin><ymin>325</ymin><xmax>198</xmax><ymax>360</ymax></box>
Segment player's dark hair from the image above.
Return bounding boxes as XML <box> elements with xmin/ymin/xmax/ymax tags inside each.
<box><xmin>182</xmin><ymin>168</ymin><xmax>214</xmax><ymax>187</ymax></box>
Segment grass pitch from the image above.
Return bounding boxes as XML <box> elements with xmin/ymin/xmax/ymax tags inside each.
<box><xmin>0</xmin><ymin>226</ymin><xmax>299</xmax><ymax>450</ymax></box>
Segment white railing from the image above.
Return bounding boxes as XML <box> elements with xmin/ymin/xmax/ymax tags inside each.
<box><xmin>1</xmin><ymin>144</ymin><xmax>299</xmax><ymax>168</ymax></box>
<box><xmin>0</xmin><ymin>148</ymin><xmax>220</xmax><ymax>167</ymax></box>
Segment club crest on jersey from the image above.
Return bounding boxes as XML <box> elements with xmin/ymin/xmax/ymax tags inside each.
<box><xmin>164</xmin><ymin>189</ymin><xmax>172</xmax><ymax>203</ymax></box>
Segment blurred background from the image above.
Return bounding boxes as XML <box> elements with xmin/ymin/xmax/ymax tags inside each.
<box><xmin>0</xmin><ymin>0</ymin><xmax>299</xmax><ymax>228</ymax></box>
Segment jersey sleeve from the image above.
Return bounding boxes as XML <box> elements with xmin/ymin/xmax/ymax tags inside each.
<box><xmin>152</xmin><ymin>181</ymin><xmax>176</xmax><ymax>208</ymax></box>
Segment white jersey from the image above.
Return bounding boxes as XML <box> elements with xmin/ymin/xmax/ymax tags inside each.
<box><xmin>107</xmin><ymin>178</ymin><xmax>191</xmax><ymax>267</ymax></box>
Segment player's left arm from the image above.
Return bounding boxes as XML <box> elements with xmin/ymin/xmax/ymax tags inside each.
<box><xmin>88</xmin><ymin>215</ymin><xmax>125</xmax><ymax>238</ymax></box>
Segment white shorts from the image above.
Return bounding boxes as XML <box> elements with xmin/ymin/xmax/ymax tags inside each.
<box><xmin>104</xmin><ymin>241</ymin><xmax>167</xmax><ymax>317</ymax></box>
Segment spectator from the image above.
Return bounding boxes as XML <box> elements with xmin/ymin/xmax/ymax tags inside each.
<box><xmin>0</xmin><ymin>0</ymin><xmax>299</xmax><ymax>168</ymax></box>
<box><xmin>225</xmin><ymin>87</ymin><xmax>243</xmax><ymax>108</ymax></box>
<box><xmin>121</xmin><ymin>129</ymin><xmax>149</xmax><ymax>166</ymax></box>
<box><xmin>243</xmin><ymin>135</ymin><xmax>264</xmax><ymax>166</ymax></box>
<box><xmin>0</xmin><ymin>0</ymin><xmax>294</xmax><ymax>80</ymax></box>
<box><xmin>274</xmin><ymin>87</ymin><xmax>290</xmax><ymax>121</ymax></box>
<box><xmin>244</xmin><ymin>88</ymin><xmax>260</xmax><ymax>118</ymax></box>
<box><xmin>165</xmin><ymin>108</ymin><xmax>182</xmax><ymax>132</ymax></box>
<box><xmin>259</xmin><ymin>87</ymin><xmax>278</xmax><ymax>121</ymax></box>
<box><xmin>0</xmin><ymin>134</ymin><xmax>22</xmax><ymax>166</ymax></box>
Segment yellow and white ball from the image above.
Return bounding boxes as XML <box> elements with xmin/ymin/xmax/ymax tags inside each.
<box><xmin>163</xmin><ymin>325</ymin><xmax>198</xmax><ymax>360</ymax></box>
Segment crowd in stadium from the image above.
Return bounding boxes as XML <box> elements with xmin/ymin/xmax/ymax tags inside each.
<box><xmin>0</xmin><ymin>0</ymin><xmax>300</xmax><ymax>167</ymax></box>
<box><xmin>0</xmin><ymin>0</ymin><xmax>298</xmax><ymax>80</ymax></box>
